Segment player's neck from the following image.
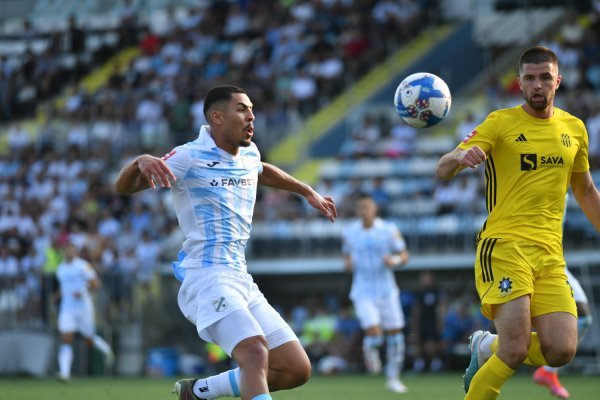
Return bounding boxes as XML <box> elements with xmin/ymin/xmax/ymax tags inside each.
<box><xmin>521</xmin><ymin>103</ymin><xmax>554</xmax><ymax>119</ymax></box>
<box><xmin>362</xmin><ymin>218</ymin><xmax>375</xmax><ymax>228</ymax></box>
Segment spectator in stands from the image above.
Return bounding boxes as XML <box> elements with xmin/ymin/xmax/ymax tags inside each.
<box><xmin>442</xmin><ymin>299</ymin><xmax>475</xmax><ymax>365</ymax></box>
<box><xmin>66</xmin><ymin>15</ymin><xmax>85</xmax><ymax>55</ymax></box>
<box><xmin>411</xmin><ymin>270</ymin><xmax>446</xmax><ymax>373</ymax></box>
<box><xmin>383</xmin><ymin>118</ymin><xmax>416</xmax><ymax>158</ymax></box>
<box><xmin>342</xmin><ymin>193</ymin><xmax>409</xmax><ymax>393</ymax></box>
<box><xmin>340</xmin><ymin>114</ymin><xmax>382</xmax><ymax>159</ymax></box>
<box><xmin>368</xmin><ymin>177</ymin><xmax>392</xmax><ymax>217</ymax></box>
<box><xmin>435</xmin><ymin>46</ymin><xmax>600</xmax><ymax>400</ymax></box>
<box><xmin>115</xmin><ymin>85</ymin><xmax>337</xmax><ymax>400</ymax></box>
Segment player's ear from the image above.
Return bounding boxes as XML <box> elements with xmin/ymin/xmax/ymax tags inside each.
<box><xmin>210</xmin><ymin>109</ymin><xmax>223</xmax><ymax>126</ymax></box>
<box><xmin>556</xmin><ymin>74</ymin><xmax>562</xmax><ymax>89</ymax></box>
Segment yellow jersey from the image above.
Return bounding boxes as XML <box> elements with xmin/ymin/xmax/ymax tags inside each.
<box><xmin>457</xmin><ymin>105</ymin><xmax>589</xmax><ymax>254</ymax></box>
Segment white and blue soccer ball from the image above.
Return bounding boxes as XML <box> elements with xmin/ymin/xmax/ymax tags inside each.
<box><xmin>394</xmin><ymin>72</ymin><xmax>451</xmax><ymax>128</ymax></box>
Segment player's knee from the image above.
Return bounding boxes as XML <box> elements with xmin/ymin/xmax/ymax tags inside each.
<box><xmin>235</xmin><ymin>336</ymin><xmax>269</xmax><ymax>369</ymax></box>
<box><xmin>500</xmin><ymin>341</ymin><xmax>529</xmax><ymax>365</ymax></box>
<box><xmin>544</xmin><ymin>344</ymin><xmax>577</xmax><ymax>367</ymax></box>
<box><xmin>288</xmin><ymin>356</ymin><xmax>311</xmax><ymax>388</ymax></box>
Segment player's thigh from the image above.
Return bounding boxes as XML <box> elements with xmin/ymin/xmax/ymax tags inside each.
<box><xmin>201</xmin><ymin>308</ymin><xmax>265</xmax><ymax>357</ymax></box>
<box><xmin>58</xmin><ymin>309</ymin><xmax>77</xmax><ymax>335</ymax></box>
<box><xmin>248</xmin><ymin>284</ymin><xmax>300</xmax><ymax>350</ymax></box>
<box><xmin>352</xmin><ymin>298</ymin><xmax>381</xmax><ymax>330</ymax></box>
<box><xmin>377</xmin><ymin>293</ymin><xmax>405</xmax><ymax>331</ymax></box>
<box><xmin>474</xmin><ymin>238</ymin><xmax>535</xmax><ymax>320</ymax></box>
<box><xmin>78</xmin><ymin>303</ymin><xmax>96</xmax><ymax>338</ymax></box>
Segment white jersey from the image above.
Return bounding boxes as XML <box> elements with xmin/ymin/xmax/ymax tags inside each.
<box><xmin>56</xmin><ymin>256</ymin><xmax>96</xmax><ymax>311</ymax></box>
<box><xmin>166</xmin><ymin>125</ymin><xmax>262</xmax><ymax>279</ymax></box>
<box><xmin>342</xmin><ymin>218</ymin><xmax>406</xmax><ymax>300</ymax></box>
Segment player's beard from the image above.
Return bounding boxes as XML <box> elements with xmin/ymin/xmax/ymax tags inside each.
<box><xmin>239</xmin><ymin>138</ymin><xmax>252</xmax><ymax>147</ymax></box>
<box><xmin>526</xmin><ymin>92</ymin><xmax>549</xmax><ymax>111</ymax></box>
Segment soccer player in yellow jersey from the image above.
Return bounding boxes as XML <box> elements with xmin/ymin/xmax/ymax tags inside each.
<box><xmin>435</xmin><ymin>45</ymin><xmax>600</xmax><ymax>400</ymax></box>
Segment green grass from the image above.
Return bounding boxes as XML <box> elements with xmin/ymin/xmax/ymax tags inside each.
<box><xmin>0</xmin><ymin>372</ymin><xmax>598</xmax><ymax>400</ymax></box>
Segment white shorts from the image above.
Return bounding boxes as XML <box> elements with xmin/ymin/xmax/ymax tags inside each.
<box><xmin>565</xmin><ymin>267</ymin><xmax>588</xmax><ymax>304</ymax></box>
<box><xmin>352</xmin><ymin>292</ymin><xmax>405</xmax><ymax>330</ymax></box>
<box><xmin>58</xmin><ymin>302</ymin><xmax>95</xmax><ymax>337</ymax></box>
<box><xmin>177</xmin><ymin>267</ymin><xmax>297</xmax><ymax>356</ymax></box>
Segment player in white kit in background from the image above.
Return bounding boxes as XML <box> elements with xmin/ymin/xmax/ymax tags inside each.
<box><xmin>56</xmin><ymin>243</ymin><xmax>114</xmax><ymax>382</ymax></box>
<box><xmin>115</xmin><ymin>85</ymin><xmax>337</xmax><ymax>400</ymax></box>
<box><xmin>342</xmin><ymin>194</ymin><xmax>410</xmax><ymax>393</ymax></box>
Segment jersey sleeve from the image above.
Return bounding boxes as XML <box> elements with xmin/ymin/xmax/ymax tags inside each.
<box><xmin>341</xmin><ymin>226</ymin><xmax>352</xmax><ymax>255</ymax></box>
<box><xmin>83</xmin><ymin>261</ymin><xmax>97</xmax><ymax>281</ymax></box>
<box><xmin>573</xmin><ymin>121</ymin><xmax>590</xmax><ymax>173</ymax></box>
<box><xmin>457</xmin><ymin>111</ymin><xmax>499</xmax><ymax>154</ymax></box>
<box><xmin>163</xmin><ymin>145</ymin><xmax>191</xmax><ymax>182</ymax></box>
<box><xmin>389</xmin><ymin>223</ymin><xmax>407</xmax><ymax>253</ymax></box>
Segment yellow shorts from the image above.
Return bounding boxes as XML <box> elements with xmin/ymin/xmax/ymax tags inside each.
<box><xmin>474</xmin><ymin>238</ymin><xmax>577</xmax><ymax>320</ymax></box>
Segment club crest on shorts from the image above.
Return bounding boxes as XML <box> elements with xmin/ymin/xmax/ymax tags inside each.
<box><xmin>212</xmin><ymin>297</ymin><xmax>227</xmax><ymax>312</ymax></box>
<box><xmin>498</xmin><ymin>277</ymin><xmax>513</xmax><ymax>296</ymax></box>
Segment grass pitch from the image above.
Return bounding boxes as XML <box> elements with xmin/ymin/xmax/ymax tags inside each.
<box><xmin>0</xmin><ymin>372</ymin><xmax>598</xmax><ymax>400</ymax></box>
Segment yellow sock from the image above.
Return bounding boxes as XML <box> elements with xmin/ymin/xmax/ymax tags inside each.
<box><xmin>523</xmin><ymin>332</ymin><xmax>547</xmax><ymax>366</ymax></box>
<box><xmin>489</xmin><ymin>332</ymin><xmax>546</xmax><ymax>366</ymax></box>
<box><xmin>465</xmin><ymin>353</ymin><xmax>515</xmax><ymax>400</ymax></box>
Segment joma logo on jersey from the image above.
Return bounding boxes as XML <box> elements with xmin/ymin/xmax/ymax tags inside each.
<box><xmin>210</xmin><ymin>178</ymin><xmax>256</xmax><ymax>187</ymax></box>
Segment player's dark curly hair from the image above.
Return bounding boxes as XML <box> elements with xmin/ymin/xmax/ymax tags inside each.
<box><xmin>518</xmin><ymin>46</ymin><xmax>559</xmax><ymax>73</ymax></box>
<box><xmin>203</xmin><ymin>85</ymin><xmax>247</xmax><ymax>122</ymax></box>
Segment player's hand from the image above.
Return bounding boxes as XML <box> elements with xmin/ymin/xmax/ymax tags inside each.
<box><xmin>136</xmin><ymin>155</ymin><xmax>177</xmax><ymax>189</ymax></box>
<box><xmin>456</xmin><ymin>146</ymin><xmax>486</xmax><ymax>168</ymax></box>
<box><xmin>306</xmin><ymin>191</ymin><xmax>337</xmax><ymax>222</ymax></box>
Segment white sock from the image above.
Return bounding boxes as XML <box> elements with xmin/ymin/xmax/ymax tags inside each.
<box><xmin>479</xmin><ymin>333</ymin><xmax>497</xmax><ymax>363</ymax></box>
<box><xmin>92</xmin><ymin>335</ymin><xmax>112</xmax><ymax>357</ymax></box>
<box><xmin>193</xmin><ymin>368</ymin><xmax>241</xmax><ymax>399</ymax></box>
<box><xmin>363</xmin><ymin>335</ymin><xmax>383</xmax><ymax>373</ymax></box>
<box><xmin>385</xmin><ymin>333</ymin><xmax>405</xmax><ymax>380</ymax></box>
<box><xmin>58</xmin><ymin>344</ymin><xmax>73</xmax><ymax>378</ymax></box>
<box><xmin>543</xmin><ymin>365</ymin><xmax>559</xmax><ymax>373</ymax></box>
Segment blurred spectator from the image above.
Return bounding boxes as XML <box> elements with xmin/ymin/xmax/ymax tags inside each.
<box><xmin>410</xmin><ymin>270</ymin><xmax>446</xmax><ymax>373</ymax></box>
<box><xmin>340</xmin><ymin>114</ymin><xmax>382</xmax><ymax>159</ymax></box>
<box><xmin>382</xmin><ymin>119</ymin><xmax>416</xmax><ymax>158</ymax></box>
<box><xmin>441</xmin><ymin>299</ymin><xmax>475</xmax><ymax>361</ymax></box>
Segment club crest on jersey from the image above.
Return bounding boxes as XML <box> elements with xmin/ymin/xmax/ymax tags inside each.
<box><xmin>213</xmin><ymin>297</ymin><xmax>227</xmax><ymax>312</ymax></box>
<box><xmin>498</xmin><ymin>277</ymin><xmax>512</xmax><ymax>296</ymax></box>
<box><xmin>561</xmin><ymin>133</ymin><xmax>571</xmax><ymax>148</ymax></box>
<box><xmin>462</xmin><ymin>130</ymin><xmax>477</xmax><ymax>143</ymax></box>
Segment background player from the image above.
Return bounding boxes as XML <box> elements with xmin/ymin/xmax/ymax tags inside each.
<box><xmin>342</xmin><ymin>193</ymin><xmax>409</xmax><ymax>393</ymax></box>
<box><xmin>435</xmin><ymin>45</ymin><xmax>600</xmax><ymax>400</ymax></box>
<box><xmin>115</xmin><ymin>85</ymin><xmax>337</xmax><ymax>400</ymax></box>
<box><xmin>56</xmin><ymin>243</ymin><xmax>114</xmax><ymax>382</ymax></box>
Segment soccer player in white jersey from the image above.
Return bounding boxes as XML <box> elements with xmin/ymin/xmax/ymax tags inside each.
<box><xmin>341</xmin><ymin>194</ymin><xmax>409</xmax><ymax>393</ymax></box>
<box><xmin>115</xmin><ymin>85</ymin><xmax>337</xmax><ymax>400</ymax></box>
<box><xmin>532</xmin><ymin>266</ymin><xmax>592</xmax><ymax>399</ymax></box>
<box><xmin>56</xmin><ymin>243</ymin><xmax>114</xmax><ymax>382</ymax></box>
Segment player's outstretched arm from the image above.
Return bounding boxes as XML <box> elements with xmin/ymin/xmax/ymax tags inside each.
<box><xmin>259</xmin><ymin>162</ymin><xmax>337</xmax><ymax>222</ymax></box>
<box><xmin>435</xmin><ymin>146</ymin><xmax>486</xmax><ymax>180</ymax></box>
<box><xmin>115</xmin><ymin>154</ymin><xmax>177</xmax><ymax>195</ymax></box>
<box><xmin>571</xmin><ymin>170</ymin><xmax>600</xmax><ymax>231</ymax></box>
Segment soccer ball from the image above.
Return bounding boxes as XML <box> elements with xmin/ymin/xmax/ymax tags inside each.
<box><xmin>394</xmin><ymin>72</ymin><xmax>451</xmax><ymax>128</ymax></box>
